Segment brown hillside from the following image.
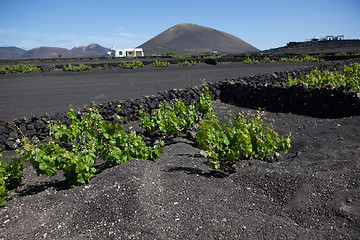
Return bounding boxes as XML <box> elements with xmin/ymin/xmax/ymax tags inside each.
<box><xmin>0</xmin><ymin>47</ymin><xmax>26</xmax><ymax>60</ymax></box>
<box><xmin>70</xmin><ymin>44</ymin><xmax>110</xmax><ymax>57</ymax></box>
<box><xmin>139</xmin><ymin>23</ymin><xmax>259</xmax><ymax>55</ymax></box>
<box><xmin>20</xmin><ymin>47</ymin><xmax>72</xmax><ymax>59</ymax></box>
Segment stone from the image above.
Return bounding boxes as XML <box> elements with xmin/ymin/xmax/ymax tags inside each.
<box><xmin>0</xmin><ymin>125</ymin><xmax>9</xmax><ymax>135</ymax></box>
<box><xmin>205</xmin><ymin>59</ymin><xmax>217</xmax><ymax>65</ymax></box>
<box><xmin>5</xmin><ymin>140</ymin><xmax>16</xmax><ymax>150</ymax></box>
<box><xmin>34</xmin><ymin>120</ymin><xmax>45</xmax><ymax>130</ymax></box>
<box><xmin>0</xmin><ymin>135</ymin><xmax>6</xmax><ymax>144</ymax></box>
<box><xmin>26</xmin><ymin>129</ymin><xmax>37</xmax><ymax>137</ymax></box>
<box><xmin>54</xmin><ymin>112</ymin><xmax>63</xmax><ymax>121</ymax></box>
<box><xmin>9</xmin><ymin>131</ymin><xmax>18</xmax><ymax>139</ymax></box>
<box><xmin>26</xmin><ymin>124</ymin><xmax>35</xmax><ymax>130</ymax></box>
<box><xmin>19</xmin><ymin>124</ymin><xmax>27</xmax><ymax>133</ymax></box>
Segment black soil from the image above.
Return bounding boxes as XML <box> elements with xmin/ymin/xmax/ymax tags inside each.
<box><xmin>0</xmin><ymin>61</ymin><xmax>325</xmax><ymax>122</ymax></box>
<box><xmin>0</xmin><ymin>101</ymin><xmax>359</xmax><ymax>239</ymax></box>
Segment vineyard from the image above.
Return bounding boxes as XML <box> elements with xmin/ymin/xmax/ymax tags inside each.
<box><xmin>0</xmin><ymin>57</ymin><xmax>359</xmax><ymax>239</ymax></box>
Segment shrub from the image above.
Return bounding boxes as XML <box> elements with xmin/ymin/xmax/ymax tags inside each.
<box><xmin>150</xmin><ymin>60</ymin><xmax>170</xmax><ymax>67</ymax></box>
<box><xmin>177</xmin><ymin>60</ymin><xmax>200</xmax><ymax>66</ymax></box>
<box><xmin>63</xmin><ymin>64</ymin><xmax>92</xmax><ymax>72</ymax></box>
<box><xmin>260</xmin><ymin>57</ymin><xmax>275</xmax><ymax>63</ymax></box>
<box><xmin>0</xmin><ymin>148</ymin><xmax>26</xmax><ymax>206</ymax></box>
<box><xmin>166</xmin><ymin>52</ymin><xmax>180</xmax><ymax>58</ymax></box>
<box><xmin>202</xmin><ymin>55</ymin><xmax>222</xmax><ymax>59</ymax></box>
<box><xmin>301</xmin><ymin>55</ymin><xmax>324</xmax><ymax>62</ymax></box>
<box><xmin>139</xmin><ymin>87</ymin><xmax>291</xmax><ymax>171</ymax></box>
<box><xmin>287</xmin><ymin>63</ymin><xmax>360</xmax><ymax>92</ymax></box>
<box><xmin>243</xmin><ymin>58</ymin><xmax>259</xmax><ymax>64</ymax></box>
<box><xmin>280</xmin><ymin>55</ymin><xmax>324</xmax><ymax>63</ymax></box>
<box><xmin>15</xmin><ymin>108</ymin><xmax>163</xmax><ymax>188</ymax></box>
<box><xmin>97</xmin><ymin>64</ymin><xmax>112</xmax><ymax>70</ymax></box>
<box><xmin>140</xmin><ymin>100</ymin><xmax>199</xmax><ymax>136</ymax></box>
<box><xmin>195</xmin><ymin>112</ymin><xmax>291</xmax><ymax>169</ymax></box>
<box><xmin>139</xmin><ymin>87</ymin><xmax>214</xmax><ymax>137</ymax></box>
<box><xmin>0</xmin><ymin>64</ymin><xmax>40</xmax><ymax>74</ymax></box>
<box><xmin>119</xmin><ymin>61</ymin><xmax>144</xmax><ymax>69</ymax></box>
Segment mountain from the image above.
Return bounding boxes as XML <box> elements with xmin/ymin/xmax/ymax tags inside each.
<box><xmin>20</xmin><ymin>47</ymin><xmax>72</xmax><ymax>59</ymax></box>
<box><xmin>265</xmin><ymin>39</ymin><xmax>360</xmax><ymax>54</ymax></box>
<box><xmin>0</xmin><ymin>44</ymin><xmax>110</xmax><ymax>60</ymax></box>
<box><xmin>0</xmin><ymin>47</ymin><xmax>27</xmax><ymax>59</ymax></box>
<box><xmin>70</xmin><ymin>44</ymin><xmax>110</xmax><ymax>57</ymax></box>
<box><xmin>138</xmin><ymin>23</ymin><xmax>259</xmax><ymax>55</ymax></box>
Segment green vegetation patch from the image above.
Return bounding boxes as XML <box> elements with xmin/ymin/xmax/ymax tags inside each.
<box><xmin>243</xmin><ymin>57</ymin><xmax>259</xmax><ymax>64</ymax></box>
<box><xmin>195</xmin><ymin>112</ymin><xmax>291</xmax><ymax>170</ymax></box>
<box><xmin>119</xmin><ymin>61</ymin><xmax>144</xmax><ymax>69</ymax></box>
<box><xmin>280</xmin><ymin>55</ymin><xmax>324</xmax><ymax>63</ymax></box>
<box><xmin>2</xmin><ymin>108</ymin><xmax>163</xmax><ymax>191</ymax></box>
<box><xmin>139</xmin><ymin>87</ymin><xmax>214</xmax><ymax>137</ymax></box>
<box><xmin>0</xmin><ymin>148</ymin><xmax>26</xmax><ymax>206</ymax></box>
<box><xmin>63</xmin><ymin>64</ymin><xmax>92</xmax><ymax>72</ymax></box>
<box><xmin>96</xmin><ymin>64</ymin><xmax>112</xmax><ymax>70</ymax></box>
<box><xmin>0</xmin><ymin>64</ymin><xmax>40</xmax><ymax>74</ymax></box>
<box><xmin>0</xmin><ymin>87</ymin><xmax>293</xmax><ymax>205</ymax></box>
<box><xmin>287</xmin><ymin>62</ymin><xmax>360</xmax><ymax>92</ymax></box>
<box><xmin>150</xmin><ymin>60</ymin><xmax>170</xmax><ymax>67</ymax></box>
<box><xmin>140</xmin><ymin>87</ymin><xmax>291</xmax><ymax>170</ymax></box>
<box><xmin>177</xmin><ymin>60</ymin><xmax>200</xmax><ymax>66</ymax></box>
<box><xmin>260</xmin><ymin>57</ymin><xmax>275</xmax><ymax>63</ymax></box>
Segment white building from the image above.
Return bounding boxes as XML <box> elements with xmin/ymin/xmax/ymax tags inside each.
<box><xmin>307</xmin><ymin>35</ymin><xmax>344</xmax><ymax>42</ymax></box>
<box><xmin>106</xmin><ymin>47</ymin><xmax>144</xmax><ymax>57</ymax></box>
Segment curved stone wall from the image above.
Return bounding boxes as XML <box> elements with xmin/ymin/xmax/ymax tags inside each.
<box><xmin>0</xmin><ymin>59</ymin><xmax>359</xmax><ymax>150</ymax></box>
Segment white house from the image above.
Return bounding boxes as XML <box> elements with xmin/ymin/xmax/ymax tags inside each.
<box><xmin>334</xmin><ymin>35</ymin><xmax>344</xmax><ymax>40</ymax></box>
<box><xmin>106</xmin><ymin>47</ymin><xmax>144</xmax><ymax>57</ymax></box>
<box><xmin>308</xmin><ymin>35</ymin><xmax>345</xmax><ymax>42</ymax></box>
<box><xmin>324</xmin><ymin>35</ymin><xmax>333</xmax><ymax>41</ymax></box>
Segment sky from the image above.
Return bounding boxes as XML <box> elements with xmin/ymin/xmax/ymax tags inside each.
<box><xmin>0</xmin><ymin>0</ymin><xmax>359</xmax><ymax>51</ymax></box>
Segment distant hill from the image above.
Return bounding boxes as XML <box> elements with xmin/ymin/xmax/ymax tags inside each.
<box><xmin>265</xmin><ymin>39</ymin><xmax>360</xmax><ymax>54</ymax></box>
<box><xmin>138</xmin><ymin>23</ymin><xmax>259</xmax><ymax>55</ymax></box>
<box><xmin>0</xmin><ymin>44</ymin><xmax>110</xmax><ymax>60</ymax></box>
<box><xmin>0</xmin><ymin>47</ymin><xmax>27</xmax><ymax>59</ymax></box>
<box><xmin>70</xmin><ymin>44</ymin><xmax>110</xmax><ymax>57</ymax></box>
<box><xmin>21</xmin><ymin>47</ymin><xmax>72</xmax><ymax>59</ymax></box>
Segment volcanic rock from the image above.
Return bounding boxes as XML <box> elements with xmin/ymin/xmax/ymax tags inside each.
<box><xmin>139</xmin><ymin>23</ymin><xmax>259</xmax><ymax>55</ymax></box>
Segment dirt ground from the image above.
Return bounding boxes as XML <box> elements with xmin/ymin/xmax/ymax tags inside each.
<box><xmin>0</xmin><ymin>100</ymin><xmax>359</xmax><ymax>239</ymax></box>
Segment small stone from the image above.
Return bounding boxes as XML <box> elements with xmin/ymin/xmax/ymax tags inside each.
<box><xmin>9</xmin><ymin>131</ymin><xmax>18</xmax><ymax>139</ymax></box>
<box><xmin>5</xmin><ymin>140</ymin><xmax>16</xmax><ymax>150</ymax></box>
<box><xmin>0</xmin><ymin>126</ymin><xmax>8</xmax><ymax>135</ymax></box>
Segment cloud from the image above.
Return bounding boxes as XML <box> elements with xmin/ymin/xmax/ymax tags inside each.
<box><xmin>115</xmin><ymin>32</ymin><xmax>153</xmax><ymax>39</ymax></box>
<box><xmin>0</xmin><ymin>28</ymin><xmax>153</xmax><ymax>50</ymax></box>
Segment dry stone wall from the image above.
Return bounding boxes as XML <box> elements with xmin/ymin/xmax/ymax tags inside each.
<box><xmin>0</xmin><ymin>59</ymin><xmax>359</xmax><ymax>150</ymax></box>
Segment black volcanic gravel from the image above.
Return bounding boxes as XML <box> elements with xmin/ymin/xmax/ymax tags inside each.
<box><xmin>0</xmin><ymin>101</ymin><xmax>359</xmax><ymax>239</ymax></box>
<box><xmin>0</xmin><ymin>61</ymin><xmax>325</xmax><ymax>122</ymax></box>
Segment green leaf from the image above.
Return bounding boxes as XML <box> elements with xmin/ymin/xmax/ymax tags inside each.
<box><xmin>39</xmin><ymin>162</ymin><xmax>48</xmax><ymax>170</ymax></box>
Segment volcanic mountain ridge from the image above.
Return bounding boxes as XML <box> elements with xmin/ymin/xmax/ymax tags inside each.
<box><xmin>0</xmin><ymin>44</ymin><xmax>110</xmax><ymax>60</ymax></box>
<box><xmin>138</xmin><ymin>23</ymin><xmax>259</xmax><ymax>55</ymax></box>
